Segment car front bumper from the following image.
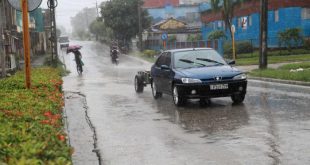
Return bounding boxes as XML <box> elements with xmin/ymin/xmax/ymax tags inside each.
<box><xmin>176</xmin><ymin>80</ymin><xmax>247</xmax><ymax>99</ymax></box>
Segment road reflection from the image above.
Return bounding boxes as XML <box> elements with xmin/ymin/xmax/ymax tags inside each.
<box><xmin>153</xmin><ymin>97</ymin><xmax>249</xmax><ymax>134</ymax></box>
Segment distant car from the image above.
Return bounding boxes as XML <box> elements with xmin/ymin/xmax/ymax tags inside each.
<box><xmin>59</xmin><ymin>36</ymin><xmax>69</xmax><ymax>49</ymax></box>
<box><xmin>150</xmin><ymin>48</ymin><xmax>247</xmax><ymax>106</ymax></box>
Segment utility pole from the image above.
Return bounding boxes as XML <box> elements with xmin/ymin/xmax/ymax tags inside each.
<box><xmin>96</xmin><ymin>0</ymin><xmax>99</xmax><ymax>17</ymax></box>
<box><xmin>259</xmin><ymin>0</ymin><xmax>268</xmax><ymax>69</ymax></box>
<box><xmin>48</xmin><ymin>0</ymin><xmax>58</xmax><ymax>63</ymax></box>
<box><xmin>0</xmin><ymin>27</ymin><xmax>5</xmax><ymax>78</ymax></box>
<box><xmin>1</xmin><ymin>0</ymin><xmax>6</xmax><ymax>78</ymax></box>
<box><xmin>138</xmin><ymin>1</ymin><xmax>143</xmax><ymax>51</ymax></box>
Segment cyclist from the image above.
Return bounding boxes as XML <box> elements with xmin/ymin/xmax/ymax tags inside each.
<box><xmin>72</xmin><ymin>49</ymin><xmax>83</xmax><ymax>73</ymax></box>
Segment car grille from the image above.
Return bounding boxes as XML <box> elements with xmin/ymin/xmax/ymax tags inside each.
<box><xmin>177</xmin><ymin>80</ymin><xmax>247</xmax><ymax>98</ymax></box>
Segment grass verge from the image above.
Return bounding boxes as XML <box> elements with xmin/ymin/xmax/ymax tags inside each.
<box><xmin>236</xmin><ymin>54</ymin><xmax>310</xmax><ymax>65</ymax></box>
<box><xmin>249</xmin><ymin>62</ymin><xmax>310</xmax><ymax>82</ymax></box>
<box><xmin>0</xmin><ymin>67</ymin><xmax>72</xmax><ymax>164</ymax></box>
<box><xmin>129</xmin><ymin>51</ymin><xmax>157</xmax><ymax>63</ymax></box>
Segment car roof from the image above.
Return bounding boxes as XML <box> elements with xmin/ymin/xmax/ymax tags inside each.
<box><xmin>166</xmin><ymin>48</ymin><xmax>214</xmax><ymax>53</ymax></box>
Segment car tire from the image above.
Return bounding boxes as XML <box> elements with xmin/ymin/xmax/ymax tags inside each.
<box><xmin>152</xmin><ymin>81</ymin><xmax>162</xmax><ymax>99</ymax></box>
<box><xmin>135</xmin><ymin>75</ymin><xmax>144</xmax><ymax>93</ymax></box>
<box><xmin>231</xmin><ymin>93</ymin><xmax>245</xmax><ymax>104</ymax></box>
<box><xmin>172</xmin><ymin>85</ymin><xmax>186</xmax><ymax>106</ymax></box>
<box><xmin>199</xmin><ymin>98</ymin><xmax>211</xmax><ymax>107</ymax></box>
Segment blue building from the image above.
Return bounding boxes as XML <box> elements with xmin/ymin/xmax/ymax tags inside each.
<box><xmin>201</xmin><ymin>0</ymin><xmax>310</xmax><ymax>50</ymax></box>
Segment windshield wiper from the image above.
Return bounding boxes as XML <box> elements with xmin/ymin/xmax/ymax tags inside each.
<box><xmin>179</xmin><ymin>59</ymin><xmax>206</xmax><ymax>67</ymax></box>
<box><xmin>196</xmin><ymin>58</ymin><xmax>224</xmax><ymax>66</ymax></box>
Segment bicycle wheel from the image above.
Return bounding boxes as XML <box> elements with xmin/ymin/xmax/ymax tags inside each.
<box><xmin>77</xmin><ymin>64</ymin><xmax>83</xmax><ymax>74</ymax></box>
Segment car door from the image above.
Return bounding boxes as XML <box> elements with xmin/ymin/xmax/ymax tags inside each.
<box><xmin>161</xmin><ymin>52</ymin><xmax>174</xmax><ymax>94</ymax></box>
<box><xmin>151</xmin><ymin>53</ymin><xmax>166</xmax><ymax>92</ymax></box>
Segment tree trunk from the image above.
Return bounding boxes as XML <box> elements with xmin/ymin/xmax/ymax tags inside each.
<box><xmin>259</xmin><ymin>0</ymin><xmax>268</xmax><ymax>69</ymax></box>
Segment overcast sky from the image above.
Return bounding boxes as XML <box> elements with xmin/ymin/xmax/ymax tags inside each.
<box><xmin>40</xmin><ymin>0</ymin><xmax>106</xmax><ymax>32</ymax></box>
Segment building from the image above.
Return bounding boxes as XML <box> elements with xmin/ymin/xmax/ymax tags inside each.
<box><xmin>0</xmin><ymin>0</ymin><xmax>19</xmax><ymax>75</ymax></box>
<box><xmin>201</xmin><ymin>0</ymin><xmax>310</xmax><ymax>48</ymax></box>
<box><xmin>16</xmin><ymin>8</ymin><xmax>47</xmax><ymax>55</ymax></box>
<box><xmin>0</xmin><ymin>0</ymin><xmax>48</xmax><ymax>76</ymax></box>
<box><xmin>143</xmin><ymin>0</ymin><xmax>204</xmax><ymax>27</ymax></box>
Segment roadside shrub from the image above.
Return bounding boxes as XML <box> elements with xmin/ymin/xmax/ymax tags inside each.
<box><xmin>238</xmin><ymin>42</ymin><xmax>253</xmax><ymax>54</ymax></box>
<box><xmin>278</xmin><ymin>28</ymin><xmax>303</xmax><ymax>51</ymax></box>
<box><xmin>224</xmin><ymin>42</ymin><xmax>233</xmax><ymax>58</ymax></box>
<box><xmin>304</xmin><ymin>38</ymin><xmax>310</xmax><ymax>50</ymax></box>
<box><xmin>168</xmin><ymin>35</ymin><xmax>177</xmax><ymax>42</ymax></box>
<box><xmin>208</xmin><ymin>30</ymin><xmax>227</xmax><ymax>40</ymax></box>
<box><xmin>143</xmin><ymin>49</ymin><xmax>157</xmax><ymax>58</ymax></box>
<box><xmin>187</xmin><ymin>34</ymin><xmax>203</xmax><ymax>42</ymax></box>
<box><xmin>0</xmin><ymin>67</ymin><xmax>72</xmax><ymax>164</ymax></box>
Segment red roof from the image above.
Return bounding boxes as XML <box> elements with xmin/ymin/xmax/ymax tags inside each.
<box><xmin>143</xmin><ymin>0</ymin><xmax>179</xmax><ymax>8</ymax></box>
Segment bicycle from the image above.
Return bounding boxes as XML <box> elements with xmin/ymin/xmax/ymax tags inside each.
<box><xmin>75</xmin><ymin>56</ymin><xmax>83</xmax><ymax>75</ymax></box>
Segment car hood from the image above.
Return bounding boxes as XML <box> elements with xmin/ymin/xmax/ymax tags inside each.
<box><xmin>175</xmin><ymin>65</ymin><xmax>243</xmax><ymax>80</ymax></box>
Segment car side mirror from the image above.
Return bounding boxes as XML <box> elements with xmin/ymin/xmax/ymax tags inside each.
<box><xmin>227</xmin><ymin>60</ymin><xmax>236</xmax><ymax>65</ymax></box>
<box><xmin>161</xmin><ymin>65</ymin><xmax>170</xmax><ymax>70</ymax></box>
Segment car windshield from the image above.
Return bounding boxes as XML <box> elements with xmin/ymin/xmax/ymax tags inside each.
<box><xmin>173</xmin><ymin>49</ymin><xmax>227</xmax><ymax>69</ymax></box>
<box><xmin>59</xmin><ymin>37</ymin><xmax>69</xmax><ymax>43</ymax></box>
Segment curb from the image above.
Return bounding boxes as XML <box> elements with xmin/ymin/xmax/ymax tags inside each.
<box><xmin>249</xmin><ymin>76</ymin><xmax>310</xmax><ymax>87</ymax></box>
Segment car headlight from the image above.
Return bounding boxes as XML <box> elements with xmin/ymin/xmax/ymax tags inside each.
<box><xmin>233</xmin><ymin>73</ymin><xmax>247</xmax><ymax>80</ymax></box>
<box><xmin>181</xmin><ymin>78</ymin><xmax>202</xmax><ymax>84</ymax></box>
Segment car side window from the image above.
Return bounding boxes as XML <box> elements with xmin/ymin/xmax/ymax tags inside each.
<box><xmin>163</xmin><ymin>52</ymin><xmax>171</xmax><ymax>67</ymax></box>
<box><xmin>155</xmin><ymin>53</ymin><xmax>166</xmax><ymax>67</ymax></box>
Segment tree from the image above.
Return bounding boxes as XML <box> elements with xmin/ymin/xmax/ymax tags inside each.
<box><xmin>278</xmin><ymin>28</ymin><xmax>303</xmax><ymax>51</ymax></box>
<box><xmin>210</xmin><ymin>0</ymin><xmax>246</xmax><ymax>58</ymax></box>
<box><xmin>208</xmin><ymin>30</ymin><xmax>227</xmax><ymax>40</ymax></box>
<box><xmin>259</xmin><ymin>0</ymin><xmax>268</xmax><ymax>69</ymax></box>
<box><xmin>101</xmin><ymin>0</ymin><xmax>151</xmax><ymax>44</ymax></box>
<box><xmin>71</xmin><ymin>7</ymin><xmax>97</xmax><ymax>40</ymax></box>
<box><xmin>89</xmin><ymin>20</ymin><xmax>113</xmax><ymax>41</ymax></box>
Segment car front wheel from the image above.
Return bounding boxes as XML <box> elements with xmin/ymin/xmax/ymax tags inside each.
<box><xmin>152</xmin><ymin>81</ymin><xmax>162</xmax><ymax>99</ymax></box>
<box><xmin>231</xmin><ymin>93</ymin><xmax>245</xmax><ymax>104</ymax></box>
<box><xmin>172</xmin><ymin>85</ymin><xmax>185</xmax><ymax>106</ymax></box>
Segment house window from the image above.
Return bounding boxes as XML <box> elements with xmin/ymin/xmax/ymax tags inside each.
<box><xmin>218</xmin><ymin>21</ymin><xmax>222</xmax><ymax>28</ymax></box>
<box><xmin>241</xmin><ymin>17</ymin><xmax>248</xmax><ymax>29</ymax></box>
<box><xmin>238</xmin><ymin>16</ymin><xmax>248</xmax><ymax>30</ymax></box>
<box><xmin>302</xmin><ymin>8</ymin><xmax>310</xmax><ymax>20</ymax></box>
<box><xmin>238</xmin><ymin>17</ymin><xmax>242</xmax><ymax>27</ymax></box>
<box><xmin>275</xmin><ymin>10</ymin><xmax>279</xmax><ymax>22</ymax></box>
<box><xmin>248</xmin><ymin>15</ymin><xmax>252</xmax><ymax>26</ymax></box>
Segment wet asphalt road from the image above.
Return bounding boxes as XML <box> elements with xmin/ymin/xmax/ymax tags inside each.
<box><xmin>62</xmin><ymin>41</ymin><xmax>310</xmax><ymax>165</ymax></box>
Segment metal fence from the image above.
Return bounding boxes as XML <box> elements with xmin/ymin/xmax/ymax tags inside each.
<box><xmin>144</xmin><ymin>40</ymin><xmax>219</xmax><ymax>52</ymax></box>
<box><xmin>144</xmin><ymin>36</ymin><xmax>308</xmax><ymax>57</ymax></box>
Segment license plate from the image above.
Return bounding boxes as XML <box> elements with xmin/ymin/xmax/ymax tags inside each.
<box><xmin>210</xmin><ymin>84</ymin><xmax>229</xmax><ymax>90</ymax></box>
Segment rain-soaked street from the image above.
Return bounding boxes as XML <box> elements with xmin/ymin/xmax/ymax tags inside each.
<box><xmin>62</xmin><ymin>41</ymin><xmax>310</xmax><ymax>165</ymax></box>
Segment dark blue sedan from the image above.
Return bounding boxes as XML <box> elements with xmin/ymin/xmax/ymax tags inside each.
<box><xmin>150</xmin><ymin>48</ymin><xmax>247</xmax><ymax>106</ymax></box>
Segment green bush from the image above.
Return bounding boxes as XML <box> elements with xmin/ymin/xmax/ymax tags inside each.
<box><xmin>143</xmin><ymin>49</ymin><xmax>157</xmax><ymax>58</ymax></box>
<box><xmin>238</xmin><ymin>42</ymin><xmax>253</xmax><ymax>54</ymax></box>
<box><xmin>304</xmin><ymin>38</ymin><xmax>310</xmax><ymax>50</ymax></box>
<box><xmin>208</xmin><ymin>30</ymin><xmax>227</xmax><ymax>40</ymax></box>
<box><xmin>0</xmin><ymin>67</ymin><xmax>72</xmax><ymax>164</ymax></box>
<box><xmin>224</xmin><ymin>42</ymin><xmax>233</xmax><ymax>57</ymax></box>
<box><xmin>278</xmin><ymin>28</ymin><xmax>303</xmax><ymax>50</ymax></box>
